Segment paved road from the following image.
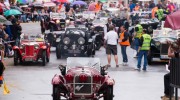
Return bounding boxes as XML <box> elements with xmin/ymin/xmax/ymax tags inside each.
<box><xmin>0</xmin><ymin>22</ymin><xmax>169</xmax><ymax>100</ymax></box>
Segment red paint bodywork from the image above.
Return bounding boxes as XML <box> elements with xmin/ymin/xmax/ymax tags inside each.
<box><xmin>52</xmin><ymin>66</ymin><xmax>115</xmax><ymax>99</ymax></box>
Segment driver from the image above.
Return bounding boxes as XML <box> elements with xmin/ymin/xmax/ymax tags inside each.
<box><xmin>24</xmin><ymin>34</ymin><xmax>29</xmax><ymax>39</ymax></box>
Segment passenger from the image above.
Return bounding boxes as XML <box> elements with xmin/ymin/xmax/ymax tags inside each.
<box><xmin>136</xmin><ymin>29</ymin><xmax>151</xmax><ymax>71</ymax></box>
<box><xmin>104</xmin><ymin>25</ymin><xmax>119</xmax><ymax>67</ymax></box>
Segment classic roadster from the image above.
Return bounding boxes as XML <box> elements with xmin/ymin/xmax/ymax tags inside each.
<box><xmin>147</xmin><ymin>29</ymin><xmax>178</xmax><ymax>64</ymax></box>
<box><xmin>13</xmin><ymin>34</ymin><xmax>50</xmax><ymax>66</ymax></box>
<box><xmin>52</xmin><ymin>57</ymin><xmax>115</xmax><ymax>100</ymax></box>
<box><xmin>56</xmin><ymin>27</ymin><xmax>96</xmax><ymax>59</ymax></box>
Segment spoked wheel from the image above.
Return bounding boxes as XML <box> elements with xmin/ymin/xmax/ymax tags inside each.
<box><xmin>14</xmin><ymin>50</ymin><xmax>18</xmax><ymax>66</ymax></box>
<box><xmin>53</xmin><ymin>85</ymin><xmax>61</xmax><ymax>100</ymax></box>
<box><xmin>104</xmin><ymin>86</ymin><xmax>114</xmax><ymax>100</ymax></box>
<box><xmin>42</xmin><ymin>51</ymin><xmax>46</xmax><ymax>66</ymax></box>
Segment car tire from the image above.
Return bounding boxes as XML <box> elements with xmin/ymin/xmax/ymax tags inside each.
<box><xmin>104</xmin><ymin>86</ymin><xmax>113</xmax><ymax>100</ymax></box>
<box><xmin>42</xmin><ymin>51</ymin><xmax>46</xmax><ymax>66</ymax></box>
<box><xmin>14</xmin><ymin>50</ymin><xmax>18</xmax><ymax>66</ymax></box>
<box><xmin>56</xmin><ymin>45</ymin><xmax>61</xmax><ymax>59</ymax></box>
<box><xmin>46</xmin><ymin>51</ymin><xmax>50</xmax><ymax>63</ymax></box>
<box><xmin>96</xmin><ymin>42</ymin><xmax>101</xmax><ymax>50</ymax></box>
<box><xmin>147</xmin><ymin>51</ymin><xmax>153</xmax><ymax>65</ymax></box>
<box><xmin>53</xmin><ymin>85</ymin><xmax>61</xmax><ymax>100</ymax></box>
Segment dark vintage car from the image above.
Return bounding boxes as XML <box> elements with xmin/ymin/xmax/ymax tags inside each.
<box><xmin>56</xmin><ymin>27</ymin><xmax>96</xmax><ymax>58</ymax></box>
<box><xmin>147</xmin><ymin>29</ymin><xmax>178</xmax><ymax>64</ymax></box>
<box><xmin>13</xmin><ymin>34</ymin><xmax>50</xmax><ymax>66</ymax></box>
<box><xmin>52</xmin><ymin>57</ymin><xmax>115</xmax><ymax>100</ymax></box>
<box><xmin>91</xmin><ymin>18</ymin><xmax>106</xmax><ymax>50</ymax></box>
<box><xmin>139</xmin><ymin>18</ymin><xmax>160</xmax><ymax>34</ymax></box>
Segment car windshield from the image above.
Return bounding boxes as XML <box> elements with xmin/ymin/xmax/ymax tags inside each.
<box><xmin>67</xmin><ymin>57</ymin><xmax>100</xmax><ymax>70</ymax></box>
<box><xmin>153</xmin><ymin>29</ymin><xmax>177</xmax><ymax>39</ymax></box>
<box><xmin>82</xmin><ymin>11</ymin><xmax>95</xmax><ymax>19</ymax></box>
<box><xmin>21</xmin><ymin>34</ymin><xmax>44</xmax><ymax>41</ymax></box>
<box><xmin>92</xmin><ymin>19</ymin><xmax>106</xmax><ymax>25</ymax></box>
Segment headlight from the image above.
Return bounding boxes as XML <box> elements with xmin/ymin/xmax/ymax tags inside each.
<box><xmin>66</xmin><ymin>20</ymin><xmax>70</xmax><ymax>24</ymax></box>
<box><xmin>54</xmin><ymin>34</ymin><xmax>56</xmax><ymax>38</ymax></box>
<box><xmin>56</xmin><ymin>20</ymin><xmax>60</xmax><ymax>23</ymax></box>
<box><xmin>78</xmin><ymin>37</ymin><xmax>85</xmax><ymax>45</ymax></box>
<box><xmin>63</xmin><ymin>37</ymin><xmax>70</xmax><ymax>45</ymax></box>
<box><xmin>34</xmin><ymin>44</ymin><xmax>39</xmax><ymax>49</ymax></box>
<box><xmin>20</xmin><ymin>45</ymin><xmax>24</xmax><ymax>49</ymax></box>
<box><xmin>155</xmin><ymin>41</ymin><xmax>161</xmax><ymax>46</ymax></box>
<box><xmin>56</xmin><ymin>38</ymin><xmax>61</xmax><ymax>42</ymax></box>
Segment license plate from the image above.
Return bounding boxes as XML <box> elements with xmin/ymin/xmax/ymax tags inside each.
<box><xmin>25</xmin><ymin>58</ymin><xmax>33</xmax><ymax>61</ymax></box>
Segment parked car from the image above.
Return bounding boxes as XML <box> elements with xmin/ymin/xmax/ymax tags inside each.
<box><xmin>52</xmin><ymin>57</ymin><xmax>115</xmax><ymax>100</ymax></box>
<box><xmin>56</xmin><ymin>27</ymin><xmax>96</xmax><ymax>58</ymax></box>
<box><xmin>147</xmin><ymin>29</ymin><xmax>178</xmax><ymax>64</ymax></box>
<box><xmin>13</xmin><ymin>34</ymin><xmax>50</xmax><ymax>66</ymax></box>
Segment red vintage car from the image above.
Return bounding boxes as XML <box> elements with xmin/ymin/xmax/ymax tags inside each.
<box><xmin>52</xmin><ymin>57</ymin><xmax>115</xmax><ymax>100</ymax></box>
<box><xmin>13</xmin><ymin>34</ymin><xmax>50</xmax><ymax>66</ymax></box>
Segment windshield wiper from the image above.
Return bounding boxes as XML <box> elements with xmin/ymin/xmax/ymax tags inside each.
<box><xmin>92</xmin><ymin>62</ymin><xmax>99</xmax><ymax>67</ymax></box>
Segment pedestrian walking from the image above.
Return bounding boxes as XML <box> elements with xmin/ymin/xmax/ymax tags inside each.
<box><xmin>119</xmin><ymin>25</ymin><xmax>130</xmax><ymax>66</ymax></box>
<box><xmin>136</xmin><ymin>29</ymin><xmax>151</xmax><ymax>71</ymax></box>
<box><xmin>104</xmin><ymin>25</ymin><xmax>119</xmax><ymax>67</ymax></box>
<box><xmin>0</xmin><ymin>44</ymin><xmax>5</xmax><ymax>87</ymax></box>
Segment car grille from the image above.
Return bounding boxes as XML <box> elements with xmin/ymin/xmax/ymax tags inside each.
<box><xmin>74</xmin><ymin>75</ymin><xmax>92</xmax><ymax>95</ymax></box>
<box><xmin>25</xmin><ymin>45</ymin><xmax>34</xmax><ymax>56</ymax></box>
<box><xmin>160</xmin><ymin>44</ymin><xmax>169</xmax><ymax>55</ymax></box>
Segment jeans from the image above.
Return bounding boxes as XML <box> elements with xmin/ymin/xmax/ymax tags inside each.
<box><xmin>121</xmin><ymin>45</ymin><xmax>128</xmax><ymax>62</ymax></box>
<box><xmin>137</xmin><ymin>50</ymin><xmax>148</xmax><ymax>70</ymax></box>
<box><xmin>134</xmin><ymin>38</ymin><xmax>140</xmax><ymax>52</ymax></box>
<box><xmin>164</xmin><ymin>73</ymin><xmax>174</xmax><ymax>96</ymax></box>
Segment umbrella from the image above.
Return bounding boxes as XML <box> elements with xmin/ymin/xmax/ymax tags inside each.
<box><xmin>72</xmin><ymin>1</ymin><xmax>87</xmax><ymax>6</ymax></box>
<box><xmin>88</xmin><ymin>2</ymin><xmax>96</xmax><ymax>11</ymax></box>
<box><xmin>31</xmin><ymin>2</ymin><xmax>43</xmax><ymax>7</ymax></box>
<box><xmin>100</xmin><ymin>0</ymin><xmax>107</xmax><ymax>3</ymax></box>
<box><xmin>4</xmin><ymin>9</ymin><xmax>22</xmax><ymax>16</ymax></box>
<box><xmin>0</xmin><ymin>3</ymin><xmax>5</xmax><ymax>7</ymax></box>
<box><xmin>0</xmin><ymin>15</ymin><xmax>7</xmax><ymax>23</ymax></box>
<box><xmin>43</xmin><ymin>2</ymin><xmax>56</xmax><ymax>7</ymax></box>
<box><xmin>10</xmin><ymin>6</ymin><xmax>23</xmax><ymax>12</ymax></box>
<box><xmin>164</xmin><ymin>10</ymin><xmax>180</xmax><ymax>30</ymax></box>
<box><xmin>54</xmin><ymin>0</ymin><xmax>68</xmax><ymax>3</ymax></box>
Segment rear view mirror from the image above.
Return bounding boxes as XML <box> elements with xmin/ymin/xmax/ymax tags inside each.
<box><xmin>100</xmin><ymin>65</ymin><xmax>108</xmax><ymax>76</ymax></box>
<box><xmin>59</xmin><ymin>65</ymin><xmax>66</xmax><ymax>75</ymax></box>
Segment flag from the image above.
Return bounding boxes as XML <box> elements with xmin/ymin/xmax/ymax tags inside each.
<box><xmin>3</xmin><ymin>81</ymin><xmax>10</xmax><ymax>95</ymax></box>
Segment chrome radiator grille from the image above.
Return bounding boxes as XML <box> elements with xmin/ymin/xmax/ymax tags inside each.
<box><xmin>74</xmin><ymin>75</ymin><xmax>92</xmax><ymax>95</ymax></box>
<box><xmin>160</xmin><ymin>44</ymin><xmax>169</xmax><ymax>55</ymax></box>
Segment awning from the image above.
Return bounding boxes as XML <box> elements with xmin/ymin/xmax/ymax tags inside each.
<box><xmin>43</xmin><ymin>2</ymin><xmax>56</xmax><ymax>7</ymax></box>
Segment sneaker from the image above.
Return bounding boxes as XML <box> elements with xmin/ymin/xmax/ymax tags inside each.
<box><xmin>135</xmin><ymin>68</ymin><xmax>141</xmax><ymax>71</ymax></box>
<box><xmin>123</xmin><ymin>62</ymin><xmax>128</xmax><ymax>66</ymax></box>
<box><xmin>116</xmin><ymin>65</ymin><xmax>119</xmax><ymax>67</ymax></box>
<box><xmin>142</xmin><ymin>68</ymin><xmax>147</xmax><ymax>71</ymax></box>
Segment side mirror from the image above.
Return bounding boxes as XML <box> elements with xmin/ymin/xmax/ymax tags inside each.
<box><xmin>100</xmin><ymin>66</ymin><xmax>108</xmax><ymax>76</ymax></box>
<box><xmin>59</xmin><ymin>65</ymin><xmax>66</xmax><ymax>75</ymax></box>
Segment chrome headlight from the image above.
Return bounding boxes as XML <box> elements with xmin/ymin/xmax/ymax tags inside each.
<box><xmin>34</xmin><ymin>44</ymin><xmax>39</xmax><ymax>49</ymax></box>
<box><xmin>54</xmin><ymin>34</ymin><xmax>56</xmax><ymax>38</ymax></box>
<box><xmin>56</xmin><ymin>20</ymin><xmax>60</xmax><ymax>23</ymax></box>
<box><xmin>63</xmin><ymin>37</ymin><xmax>70</xmax><ymax>45</ymax></box>
<box><xmin>56</xmin><ymin>38</ymin><xmax>61</xmax><ymax>42</ymax></box>
<box><xmin>155</xmin><ymin>41</ymin><xmax>161</xmax><ymax>46</ymax></box>
<box><xmin>20</xmin><ymin>45</ymin><xmax>24</xmax><ymax>49</ymax></box>
<box><xmin>78</xmin><ymin>37</ymin><xmax>85</xmax><ymax>45</ymax></box>
<box><xmin>66</xmin><ymin>20</ymin><xmax>70</xmax><ymax>24</ymax></box>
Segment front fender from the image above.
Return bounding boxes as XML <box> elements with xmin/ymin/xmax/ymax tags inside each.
<box><xmin>103</xmin><ymin>75</ymin><xmax>115</xmax><ymax>85</ymax></box>
<box><xmin>52</xmin><ymin>74</ymin><xmax>65</xmax><ymax>85</ymax></box>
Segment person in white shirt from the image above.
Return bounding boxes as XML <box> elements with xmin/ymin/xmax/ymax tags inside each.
<box><xmin>104</xmin><ymin>25</ymin><xmax>119</xmax><ymax>67</ymax></box>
